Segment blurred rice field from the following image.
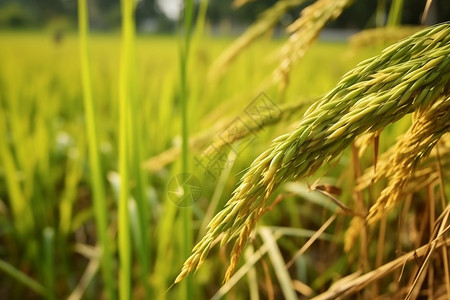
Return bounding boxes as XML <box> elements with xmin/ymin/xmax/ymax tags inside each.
<box><xmin>1</xmin><ymin>30</ymin><xmax>417</xmax><ymax>299</ymax></box>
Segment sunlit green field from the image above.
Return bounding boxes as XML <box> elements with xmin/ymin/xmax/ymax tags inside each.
<box><xmin>0</xmin><ymin>30</ymin><xmax>420</xmax><ymax>299</ymax></box>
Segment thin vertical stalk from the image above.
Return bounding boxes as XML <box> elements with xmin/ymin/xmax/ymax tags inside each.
<box><xmin>127</xmin><ymin>32</ymin><xmax>150</xmax><ymax>298</ymax></box>
<box><xmin>375</xmin><ymin>0</ymin><xmax>386</xmax><ymax>27</ymax></box>
<box><xmin>77</xmin><ymin>1</ymin><xmax>115</xmax><ymax>298</ymax></box>
<box><xmin>0</xmin><ymin>259</ymin><xmax>48</xmax><ymax>297</ymax></box>
<box><xmin>0</xmin><ymin>98</ymin><xmax>34</xmax><ymax>240</ymax></box>
<box><xmin>193</xmin><ymin>0</ymin><xmax>209</xmax><ymax>42</ymax></box>
<box><xmin>179</xmin><ymin>0</ymin><xmax>195</xmax><ymax>299</ymax></box>
<box><xmin>122</xmin><ymin>0</ymin><xmax>150</xmax><ymax>296</ymax></box>
<box><xmin>118</xmin><ymin>0</ymin><xmax>134</xmax><ymax>298</ymax></box>
<box><xmin>42</xmin><ymin>227</ymin><xmax>55</xmax><ymax>300</ymax></box>
<box><xmin>387</xmin><ymin>0</ymin><xmax>403</xmax><ymax>26</ymax></box>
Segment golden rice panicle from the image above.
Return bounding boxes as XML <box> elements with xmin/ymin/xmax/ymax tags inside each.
<box><xmin>355</xmin><ymin>145</ymin><xmax>396</xmax><ymax>191</ymax></box>
<box><xmin>274</xmin><ymin>0</ymin><xmax>353</xmax><ymax>92</ymax></box>
<box><xmin>345</xmin><ymin>96</ymin><xmax>450</xmax><ymax>250</ymax></box>
<box><xmin>176</xmin><ymin>23</ymin><xmax>450</xmax><ymax>283</ymax></box>
<box><xmin>344</xmin><ymin>217</ymin><xmax>365</xmax><ymax>252</ymax></box>
<box><xmin>405</xmin><ymin>133</ymin><xmax>450</xmax><ymax>190</ymax></box>
<box><xmin>355</xmin><ymin>134</ymin><xmax>450</xmax><ymax>211</ymax></box>
<box><xmin>354</xmin><ymin>131</ymin><xmax>379</xmax><ymax>157</ymax></box>
<box><xmin>367</xmin><ymin>97</ymin><xmax>450</xmax><ymax>223</ymax></box>
<box><xmin>209</xmin><ymin>0</ymin><xmax>305</xmax><ymax>82</ymax></box>
<box><xmin>356</xmin><ymin>123</ymin><xmax>450</xmax><ymax>193</ymax></box>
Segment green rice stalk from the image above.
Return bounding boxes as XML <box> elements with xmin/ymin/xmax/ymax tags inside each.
<box><xmin>0</xmin><ymin>90</ymin><xmax>34</xmax><ymax>240</ymax></box>
<box><xmin>118</xmin><ymin>0</ymin><xmax>134</xmax><ymax>298</ymax></box>
<box><xmin>179</xmin><ymin>0</ymin><xmax>195</xmax><ymax>298</ymax></box>
<box><xmin>124</xmin><ymin>1</ymin><xmax>150</xmax><ymax>296</ymax></box>
<box><xmin>387</xmin><ymin>0</ymin><xmax>404</xmax><ymax>27</ymax></box>
<box><xmin>176</xmin><ymin>23</ymin><xmax>450</xmax><ymax>283</ymax></box>
<box><xmin>42</xmin><ymin>227</ymin><xmax>55</xmax><ymax>300</ymax></box>
<box><xmin>78</xmin><ymin>0</ymin><xmax>115</xmax><ymax>298</ymax></box>
<box><xmin>375</xmin><ymin>0</ymin><xmax>386</xmax><ymax>27</ymax></box>
<box><xmin>58</xmin><ymin>134</ymin><xmax>85</xmax><ymax>236</ymax></box>
<box><xmin>193</xmin><ymin>0</ymin><xmax>209</xmax><ymax>43</ymax></box>
<box><xmin>0</xmin><ymin>119</ymin><xmax>34</xmax><ymax>238</ymax></box>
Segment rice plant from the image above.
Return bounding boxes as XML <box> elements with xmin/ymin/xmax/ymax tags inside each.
<box><xmin>0</xmin><ymin>0</ymin><xmax>449</xmax><ymax>299</ymax></box>
<box><xmin>176</xmin><ymin>22</ymin><xmax>450</xmax><ymax>288</ymax></box>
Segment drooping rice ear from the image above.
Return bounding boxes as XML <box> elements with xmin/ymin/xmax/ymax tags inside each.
<box><xmin>176</xmin><ymin>23</ymin><xmax>450</xmax><ymax>284</ymax></box>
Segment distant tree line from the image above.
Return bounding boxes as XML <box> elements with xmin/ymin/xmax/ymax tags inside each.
<box><xmin>0</xmin><ymin>0</ymin><xmax>448</xmax><ymax>32</ymax></box>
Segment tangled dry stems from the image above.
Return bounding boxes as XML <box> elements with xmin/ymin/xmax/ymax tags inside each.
<box><xmin>356</xmin><ymin>133</ymin><xmax>450</xmax><ymax>193</ymax></box>
<box><xmin>176</xmin><ymin>23</ymin><xmax>450</xmax><ymax>284</ymax></box>
<box><xmin>344</xmin><ymin>96</ymin><xmax>450</xmax><ymax>250</ymax></box>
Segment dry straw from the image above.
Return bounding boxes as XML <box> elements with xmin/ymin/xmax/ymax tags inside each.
<box><xmin>405</xmin><ymin>134</ymin><xmax>450</xmax><ymax>191</ymax></box>
<box><xmin>356</xmin><ymin>130</ymin><xmax>450</xmax><ymax>194</ymax></box>
<box><xmin>345</xmin><ymin>97</ymin><xmax>450</xmax><ymax>251</ymax></box>
<box><xmin>355</xmin><ymin>96</ymin><xmax>449</xmax><ymax>233</ymax></box>
<box><xmin>176</xmin><ymin>23</ymin><xmax>450</xmax><ymax>283</ymax></box>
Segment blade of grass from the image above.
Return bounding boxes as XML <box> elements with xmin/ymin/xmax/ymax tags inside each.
<box><xmin>376</xmin><ymin>0</ymin><xmax>386</xmax><ymax>27</ymax></box>
<box><xmin>123</xmin><ymin>0</ymin><xmax>150</xmax><ymax>296</ymax></box>
<box><xmin>245</xmin><ymin>246</ymin><xmax>260</xmax><ymax>300</ymax></box>
<box><xmin>193</xmin><ymin>0</ymin><xmax>208</xmax><ymax>43</ymax></box>
<box><xmin>259</xmin><ymin>227</ymin><xmax>297</xmax><ymax>300</ymax></box>
<box><xmin>0</xmin><ymin>258</ymin><xmax>48</xmax><ymax>297</ymax></box>
<box><xmin>58</xmin><ymin>137</ymin><xmax>85</xmax><ymax>236</ymax></box>
<box><xmin>179</xmin><ymin>0</ymin><xmax>195</xmax><ymax>299</ymax></box>
<box><xmin>118</xmin><ymin>0</ymin><xmax>134</xmax><ymax>298</ymax></box>
<box><xmin>211</xmin><ymin>225</ymin><xmax>332</xmax><ymax>299</ymax></box>
<box><xmin>0</xmin><ymin>125</ymin><xmax>33</xmax><ymax>238</ymax></box>
<box><xmin>387</xmin><ymin>0</ymin><xmax>404</xmax><ymax>26</ymax></box>
<box><xmin>211</xmin><ymin>231</ymin><xmax>278</xmax><ymax>300</ymax></box>
<box><xmin>154</xmin><ymin>199</ymin><xmax>177</xmax><ymax>299</ymax></box>
<box><xmin>42</xmin><ymin>227</ymin><xmax>55</xmax><ymax>300</ymax></box>
<box><xmin>286</xmin><ymin>214</ymin><xmax>337</xmax><ymax>268</ymax></box>
<box><xmin>0</xmin><ymin>98</ymin><xmax>34</xmax><ymax>240</ymax></box>
<box><xmin>77</xmin><ymin>1</ymin><xmax>116</xmax><ymax>298</ymax></box>
<box><xmin>128</xmin><ymin>197</ymin><xmax>149</xmax><ymax>295</ymax></box>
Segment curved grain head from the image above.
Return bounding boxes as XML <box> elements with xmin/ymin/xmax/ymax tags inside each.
<box><xmin>176</xmin><ymin>23</ymin><xmax>450</xmax><ymax>284</ymax></box>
